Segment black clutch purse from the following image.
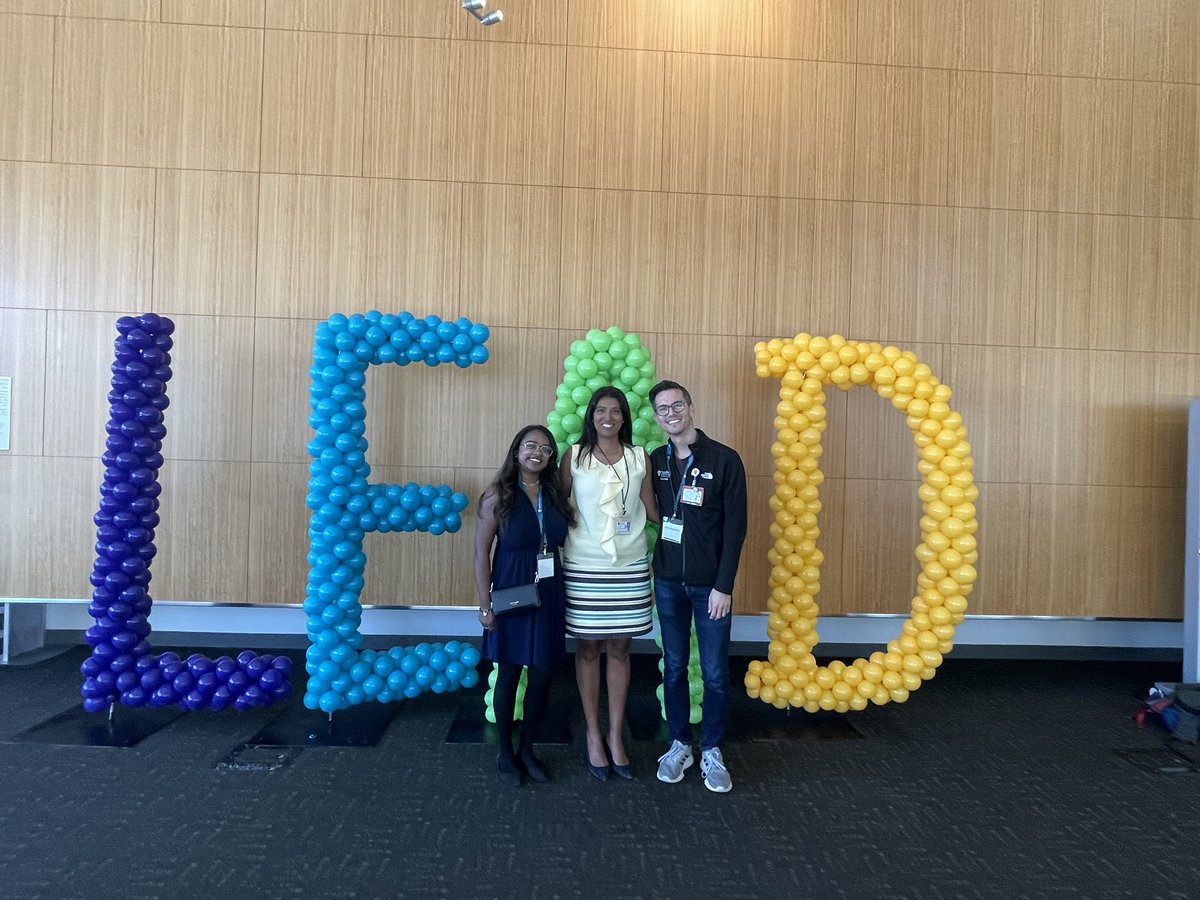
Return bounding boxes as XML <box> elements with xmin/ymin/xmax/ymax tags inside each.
<box><xmin>491</xmin><ymin>581</ymin><xmax>540</xmax><ymax>615</ymax></box>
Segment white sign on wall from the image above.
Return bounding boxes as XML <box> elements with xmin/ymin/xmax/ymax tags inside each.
<box><xmin>0</xmin><ymin>376</ymin><xmax>10</xmax><ymax>451</ymax></box>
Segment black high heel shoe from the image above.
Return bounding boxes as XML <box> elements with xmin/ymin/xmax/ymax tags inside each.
<box><xmin>519</xmin><ymin>750</ymin><xmax>549</xmax><ymax>784</ymax></box>
<box><xmin>585</xmin><ymin>742</ymin><xmax>611</xmax><ymax>781</ymax></box>
<box><xmin>605</xmin><ymin>740</ymin><xmax>635</xmax><ymax>780</ymax></box>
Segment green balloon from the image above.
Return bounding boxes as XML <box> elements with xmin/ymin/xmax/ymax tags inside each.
<box><xmin>563</xmin><ymin>354</ymin><xmax>579</xmax><ymax>372</ymax></box>
<box><xmin>592</xmin><ymin>351</ymin><xmax>613</xmax><ymax>373</ymax></box>
<box><xmin>554</xmin><ymin>397</ymin><xmax>575</xmax><ymax>415</ymax></box>
<box><xmin>550</xmin><ymin>423</ymin><xmax>567</xmax><ymax>441</ymax></box>
<box><xmin>585</xmin><ymin>374</ymin><xmax>608</xmax><ymax>392</ymax></box>
<box><xmin>638</xmin><ymin>405</ymin><xmax>656</xmax><ymax>422</ymax></box>
<box><xmin>623</xmin><ymin>332</ymin><xmax>642</xmax><ymax>349</ymax></box>
<box><xmin>564</xmin><ymin>371</ymin><xmax>584</xmax><ymax>389</ymax></box>
<box><xmin>626</xmin><ymin>347</ymin><xmax>648</xmax><ymax>367</ymax></box>
<box><xmin>639</xmin><ymin>361</ymin><xmax>655</xmax><ymax>379</ymax></box>
<box><xmin>556</xmin><ymin>383</ymin><xmax>573</xmax><ymax>399</ymax></box>
<box><xmin>624</xmin><ymin>391</ymin><xmax>642</xmax><ymax>411</ymax></box>
<box><xmin>571</xmin><ymin>340</ymin><xmax>594</xmax><ymax>359</ymax></box>
<box><xmin>561</xmin><ymin>413</ymin><xmax>582</xmax><ymax>433</ymax></box>
<box><xmin>571</xmin><ymin>385</ymin><xmax>592</xmax><ymax>406</ymax></box>
<box><xmin>619</xmin><ymin>365</ymin><xmax>640</xmax><ymax>387</ymax></box>
<box><xmin>632</xmin><ymin>418</ymin><xmax>650</xmax><ymax>437</ymax></box>
<box><xmin>589</xmin><ymin>330</ymin><xmax>612</xmax><ymax>352</ymax></box>
<box><xmin>576</xmin><ymin>357</ymin><xmax>599</xmax><ymax>379</ymax></box>
<box><xmin>547</xmin><ymin>411</ymin><xmax>563</xmax><ymax>428</ymax></box>
<box><xmin>633</xmin><ymin>377</ymin><xmax>654</xmax><ymax>396</ymax></box>
<box><xmin>608</xmin><ymin>341</ymin><xmax>629</xmax><ymax>361</ymax></box>
<box><xmin>566</xmin><ymin>429</ymin><xmax>582</xmax><ymax>446</ymax></box>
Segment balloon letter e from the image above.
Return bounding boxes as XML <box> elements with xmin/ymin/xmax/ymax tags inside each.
<box><xmin>302</xmin><ymin>312</ymin><xmax>486</xmax><ymax>714</ymax></box>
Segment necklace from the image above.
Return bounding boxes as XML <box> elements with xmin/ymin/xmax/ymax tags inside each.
<box><xmin>520</xmin><ymin>478</ymin><xmax>540</xmax><ymax>486</ymax></box>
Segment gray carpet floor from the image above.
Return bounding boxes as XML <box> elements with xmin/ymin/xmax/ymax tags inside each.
<box><xmin>0</xmin><ymin>645</ymin><xmax>1195</xmax><ymax>900</ymax></box>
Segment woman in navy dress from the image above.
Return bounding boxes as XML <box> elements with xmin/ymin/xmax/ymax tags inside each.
<box><xmin>475</xmin><ymin>425</ymin><xmax>574</xmax><ymax>786</ymax></box>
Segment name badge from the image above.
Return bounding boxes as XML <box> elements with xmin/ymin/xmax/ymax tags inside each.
<box><xmin>661</xmin><ymin>516</ymin><xmax>684</xmax><ymax>543</ymax></box>
<box><xmin>536</xmin><ymin>552</ymin><xmax>555</xmax><ymax>579</ymax></box>
<box><xmin>615</xmin><ymin>516</ymin><xmax>631</xmax><ymax>536</ymax></box>
<box><xmin>681</xmin><ymin>485</ymin><xmax>705</xmax><ymax>506</ymax></box>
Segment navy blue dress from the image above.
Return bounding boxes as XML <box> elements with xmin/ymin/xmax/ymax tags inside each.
<box><xmin>481</xmin><ymin>488</ymin><xmax>568</xmax><ymax>667</ymax></box>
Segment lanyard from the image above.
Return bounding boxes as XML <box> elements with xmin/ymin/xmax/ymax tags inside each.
<box><xmin>534</xmin><ymin>487</ymin><xmax>546</xmax><ymax>553</ymax></box>
<box><xmin>598</xmin><ymin>446</ymin><xmax>631</xmax><ymax>515</ymax></box>
<box><xmin>666</xmin><ymin>443</ymin><xmax>695</xmax><ymax>518</ymax></box>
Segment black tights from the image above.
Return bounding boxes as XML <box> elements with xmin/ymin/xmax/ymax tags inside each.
<box><xmin>493</xmin><ymin>662</ymin><xmax>552</xmax><ymax>761</ymax></box>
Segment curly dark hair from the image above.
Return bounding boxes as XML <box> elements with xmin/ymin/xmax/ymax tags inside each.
<box><xmin>482</xmin><ymin>425</ymin><xmax>576</xmax><ymax>530</ymax></box>
<box><xmin>575</xmin><ymin>386</ymin><xmax>633</xmax><ymax>464</ymax></box>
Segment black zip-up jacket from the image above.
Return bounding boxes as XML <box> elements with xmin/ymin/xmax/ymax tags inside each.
<box><xmin>649</xmin><ymin>429</ymin><xmax>747</xmax><ymax>594</ymax></box>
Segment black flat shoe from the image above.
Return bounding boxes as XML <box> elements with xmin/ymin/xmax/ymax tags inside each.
<box><xmin>498</xmin><ymin>753</ymin><xmax>522</xmax><ymax>787</ymax></box>
<box><xmin>520</xmin><ymin>752</ymin><xmax>549</xmax><ymax>784</ymax></box>
<box><xmin>586</xmin><ymin>759</ymin><xmax>611</xmax><ymax>782</ymax></box>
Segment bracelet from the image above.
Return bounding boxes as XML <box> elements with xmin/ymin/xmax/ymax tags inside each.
<box><xmin>479</xmin><ymin>606</ymin><xmax>492</xmax><ymax>615</ymax></box>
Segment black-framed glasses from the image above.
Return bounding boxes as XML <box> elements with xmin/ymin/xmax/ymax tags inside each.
<box><xmin>521</xmin><ymin>441</ymin><xmax>554</xmax><ymax>457</ymax></box>
<box><xmin>653</xmin><ymin>400</ymin><xmax>688</xmax><ymax>417</ymax></box>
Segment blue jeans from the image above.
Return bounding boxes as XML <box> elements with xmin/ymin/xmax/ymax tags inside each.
<box><xmin>655</xmin><ymin>578</ymin><xmax>731</xmax><ymax>751</ymax></box>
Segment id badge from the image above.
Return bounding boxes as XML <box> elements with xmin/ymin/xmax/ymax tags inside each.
<box><xmin>536</xmin><ymin>552</ymin><xmax>555</xmax><ymax>579</ymax></box>
<box><xmin>661</xmin><ymin>516</ymin><xmax>684</xmax><ymax>543</ymax></box>
<box><xmin>615</xmin><ymin>516</ymin><xmax>632</xmax><ymax>536</ymax></box>
<box><xmin>681</xmin><ymin>485</ymin><xmax>705</xmax><ymax>506</ymax></box>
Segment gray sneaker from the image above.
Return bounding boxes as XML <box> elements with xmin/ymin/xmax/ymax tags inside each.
<box><xmin>701</xmin><ymin>748</ymin><xmax>732</xmax><ymax>793</ymax></box>
<box><xmin>655</xmin><ymin>740</ymin><xmax>693</xmax><ymax>783</ymax></box>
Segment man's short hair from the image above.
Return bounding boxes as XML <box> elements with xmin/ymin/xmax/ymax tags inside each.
<box><xmin>649</xmin><ymin>380</ymin><xmax>692</xmax><ymax>407</ymax></box>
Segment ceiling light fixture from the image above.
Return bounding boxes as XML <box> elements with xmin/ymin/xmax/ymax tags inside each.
<box><xmin>461</xmin><ymin>0</ymin><xmax>504</xmax><ymax>26</ymax></box>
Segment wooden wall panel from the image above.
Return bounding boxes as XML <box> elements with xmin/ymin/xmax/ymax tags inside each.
<box><xmin>1126</xmin><ymin>217</ymin><xmax>1200</xmax><ymax>355</ymax></box>
<box><xmin>256</xmin><ymin>174</ymin><xmax>369</xmax><ymax>319</ymax></box>
<box><xmin>1130</xmin><ymin>82</ymin><xmax>1200</xmax><ymax>220</ymax></box>
<box><xmin>0</xmin><ymin>163</ymin><xmax>153</xmax><ymax>313</ymax></box>
<box><xmin>1036</xmin><ymin>0</ymin><xmax>1135</xmax><ymax>79</ymax></box>
<box><xmin>568</xmin><ymin>0</ymin><xmax>763</xmax><ymax>56</ymax></box>
<box><xmin>563</xmin><ymin>47</ymin><xmax>664</xmax><ymax>192</ymax></box>
<box><xmin>152</xmin><ymin>459</ymin><xmax>251</xmax><ymax>601</ymax></box>
<box><xmin>366</xmin><ymin>38</ymin><xmax>564</xmax><ymax>186</ymax></box>
<box><xmin>261</xmin><ymin>30</ymin><xmax>367</xmax><ymax>177</ymax></box>
<box><xmin>153</xmin><ymin>169</ymin><xmax>258</xmax><ymax>318</ymax></box>
<box><xmin>0</xmin><ymin>308</ymin><xmax>48</xmax><ymax>456</ymax></box>
<box><xmin>160</xmin><ymin>0</ymin><xmax>265</xmax><ymax>28</ymax></box>
<box><xmin>1025</xmin><ymin>484</ymin><xmax>1123</xmax><ymax>617</ymax></box>
<box><xmin>458</xmin><ymin>184</ymin><xmax>561</xmax><ymax>330</ymax></box>
<box><xmin>840</xmin><ymin>478</ymin><xmax>923</xmax><ymax>615</ymax></box>
<box><xmin>661</xmin><ymin>194</ymin><xmax>758</xmax><ymax>338</ymax></box>
<box><xmin>365</xmin><ymin>178</ymin><xmax>462</xmax><ymax>316</ymax></box>
<box><xmin>751</xmin><ymin>59</ymin><xmax>856</xmax><ymax>200</ymax></box>
<box><xmin>161</xmin><ymin>314</ymin><xmax>255</xmax><ymax>462</ymax></box>
<box><xmin>753</xmin><ymin>198</ymin><xmax>853</xmax><ymax>340</ymax></box>
<box><xmin>661</xmin><ymin>53</ymin><xmax>757</xmax><ymax>196</ymax></box>
<box><xmin>264</xmin><ymin>0</ymin><xmax>374</xmax><ymax>33</ymax></box>
<box><xmin>761</xmin><ymin>0</ymin><xmax>857</xmax><ymax>62</ymax></box>
<box><xmin>0</xmin><ymin>15</ymin><xmax>53</xmax><ymax>163</ymax></box>
<box><xmin>853</xmin><ymin>65</ymin><xmax>949</xmax><ymax>205</ymax></box>
<box><xmin>249</xmin><ymin>315</ymin><xmax>318</xmax><ymax>465</ymax></box>
<box><xmin>2</xmin><ymin>0</ymin><xmax>1195</xmax><ymax>619</ymax></box>
<box><xmin>959</xmin><ymin>481</ymin><xmax>1029</xmax><ymax>616</ymax></box>
<box><xmin>1134</xmin><ymin>0</ymin><xmax>1200</xmax><ymax>84</ymax></box>
<box><xmin>67</xmin><ymin>0</ymin><xmax>159</xmax><ymax>20</ymax></box>
<box><xmin>1121</xmin><ymin>352</ymin><xmax>1200</xmax><ymax>489</ymax></box>
<box><xmin>0</xmin><ymin>456</ymin><xmax>99</xmax><ymax>598</ymax></box>
<box><xmin>54</xmin><ymin>19</ymin><xmax>262</xmax><ymax>170</ymax></box>
<box><xmin>559</xmin><ymin>188</ymin><xmax>670</xmax><ymax>334</ymax></box>
<box><xmin>42</xmin><ymin>310</ymin><xmax>123</xmax><ymax>458</ymax></box>
<box><xmin>247</xmin><ymin>461</ymin><xmax>307</xmax><ymax>605</ymax></box>
<box><xmin>1035</xmin><ymin>212</ymin><xmax>1131</xmax><ymax>351</ymax></box>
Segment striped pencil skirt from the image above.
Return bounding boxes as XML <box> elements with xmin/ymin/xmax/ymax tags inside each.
<box><xmin>562</xmin><ymin>557</ymin><xmax>653</xmax><ymax>640</ymax></box>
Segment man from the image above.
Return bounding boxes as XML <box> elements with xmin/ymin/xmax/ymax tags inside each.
<box><xmin>647</xmin><ymin>380</ymin><xmax>747</xmax><ymax>793</ymax></box>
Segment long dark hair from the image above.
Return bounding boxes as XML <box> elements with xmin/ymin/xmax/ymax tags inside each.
<box><xmin>482</xmin><ymin>425</ymin><xmax>576</xmax><ymax>529</ymax></box>
<box><xmin>576</xmin><ymin>386</ymin><xmax>633</xmax><ymax>463</ymax></box>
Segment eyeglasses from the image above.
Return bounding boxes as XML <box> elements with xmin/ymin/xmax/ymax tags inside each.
<box><xmin>520</xmin><ymin>441</ymin><xmax>555</xmax><ymax>457</ymax></box>
<box><xmin>653</xmin><ymin>400</ymin><xmax>689</xmax><ymax>417</ymax></box>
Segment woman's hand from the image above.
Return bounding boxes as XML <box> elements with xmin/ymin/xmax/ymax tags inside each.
<box><xmin>479</xmin><ymin>605</ymin><xmax>495</xmax><ymax>631</ymax></box>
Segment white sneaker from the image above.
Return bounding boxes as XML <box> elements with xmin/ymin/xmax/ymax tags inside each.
<box><xmin>655</xmin><ymin>740</ymin><xmax>693</xmax><ymax>783</ymax></box>
<box><xmin>700</xmin><ymin>748</ymin><xmax>732</xmax><ymax>793</ymax></box>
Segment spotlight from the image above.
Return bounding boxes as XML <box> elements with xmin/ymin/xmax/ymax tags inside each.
<box><xmin>460</xmin><ymin>0</ymin><xmax>504</xmax><ymax>27</ymax></box>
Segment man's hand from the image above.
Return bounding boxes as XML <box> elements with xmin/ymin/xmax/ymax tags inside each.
<box><xmin>708</xmin><ymin>589</ymin><xmax>732</xmax><ymax>620</ymax></box>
